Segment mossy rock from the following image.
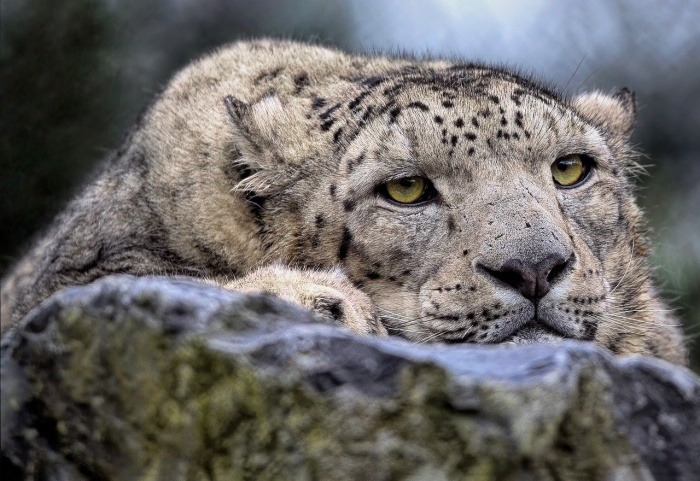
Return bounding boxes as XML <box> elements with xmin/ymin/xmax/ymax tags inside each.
<box><xmin>2</xmin><ymin>275</ymin><xmax>699</xmax><ymax>480</ymax></box>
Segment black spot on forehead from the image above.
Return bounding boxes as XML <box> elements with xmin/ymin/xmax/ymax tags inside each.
<box><xmin>383</xmin><ymin>83</ymin><xmax>404</xmax><ymax>97</ymax></box>
<box><xmin>360</xmin><ymin>76</ymin><xmax>386</xmax><ymax>87</ymax></box>
<box><xmin>320</xmin><ymin>103</ymin><xmax>341</xmax><ymax>120</ymax></box>
<box><xmin>312</xmin><ymin>97</ymin><xmax>326</xmax><ymax>109</ymax></box>
<box><xmin>346</xmin><ymin>152</ymin><xmax>365</xmax><ymax>174</ymax></box>
<box><xmin>254</xmin><ymin>67</ymin><xmax>283</xmax><ymax>84</ymax></box>
<box><xmin>405</xmin><ymin>101</ymin><xmax>429</xmax><ymax>111</ymax></box>
<box><xmin>348</xmin><ymin>90</ymin><xmax>372</xmax><ymax>111</ymax></box>
<box><xmin>294</xmin><ymin>73</ymin><xmax>310</xmax><ymax>92</ymax></box>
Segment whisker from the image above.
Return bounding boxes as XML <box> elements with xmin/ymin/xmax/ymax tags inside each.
<box><xmin>609</xmin><ymin>239</ymin><xmax>635</xmax><ymax>296</ymax></box>
<box><xmin>574</xmin><ymin>66</ymin><xmax>600</xmax><ymax>93</ymax></box>
<box><xmin>416</xmin><ymin>331</ymin><xmax>444</xmax><ymax>344</ymax></box>
<box><xmin>589</xmin><ymin>314</ymin><xmax>651</xmax><ymax>335</ymax></box>
<box><xmin>380</xmin><ymin>316</ymin><xmax>429</xmax><ymax>327</ymax></box>
<box><xmin>611</xmin><ymin>307</ymin><xmax>677</xmax><ymax>315</ymax></box>
<box><xmin>562</xmin><ymin>53</ymin><xmax>587</xmax><ymax>94</ymax></box>
<box><xmin>376</xmin><ymin>308</ymin><xmax>436</xmax><ymax>326</ymax></box>
<box><xmin>605</xmin><ymin>311</ymin><xmax>681</xmax><ymax>328</ymax></box>
<box><xmin>386</xmin><ymin>326</ymin><xmax>429</xmax><ymax>334</ymax></box>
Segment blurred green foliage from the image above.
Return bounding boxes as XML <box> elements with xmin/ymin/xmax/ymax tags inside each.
<box><xmin>1</xmin><ymin>0</ymin><xmax>698</xmax><ymax>369</ymax></box>
<box><xmin>1</xmin><ymin>0</ymin><xmax>121</xmax><ymax>269</ymax></box>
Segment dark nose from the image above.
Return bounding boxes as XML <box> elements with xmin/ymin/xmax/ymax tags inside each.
<box><xmin>481</xmin><ymin>254</ymin><xmax>571</xmax><ymax>301</ymax></box>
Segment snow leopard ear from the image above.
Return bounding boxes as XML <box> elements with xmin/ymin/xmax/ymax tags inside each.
<box><xmin>572</xmin><ymin>88</ymin><xmax>636</xmax><ymax>141</ymax></box>
<box><xmin>224</xmin><ymin>95</ymin><xmax>298</xmax><ymax>193</ymax></box>
<box><xmin>224</xmin><ymin>94</ymin><xmax>286</xmax><ymax>157</ymax></box>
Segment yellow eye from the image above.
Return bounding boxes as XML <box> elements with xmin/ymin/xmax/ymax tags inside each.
<box><xmin>384</xmin><ymin>177</ymin><xmax>428</xmax><ymax>204</ymax></box>
<box><xmin>551</xmin><ymin>154</ymin><xmax>591</xmax><ymax>187</ymax></box>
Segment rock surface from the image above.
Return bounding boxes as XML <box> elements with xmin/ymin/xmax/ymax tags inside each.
<box><xmin>1</xmin><ymin>275</ymin><xmax>699</xmax><ymax>481</ymax></box>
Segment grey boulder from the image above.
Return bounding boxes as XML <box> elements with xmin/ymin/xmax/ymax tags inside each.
<box><xmin>1</xmin><ymin>275</ymin><xmax>698</xmax><ymax>480</ymax></box>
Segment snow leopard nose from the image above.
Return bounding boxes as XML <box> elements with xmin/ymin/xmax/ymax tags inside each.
<box><xmin>479</xmin><ymin>254</ymin><xmax>572</xmax><ymax>301</ymax></box>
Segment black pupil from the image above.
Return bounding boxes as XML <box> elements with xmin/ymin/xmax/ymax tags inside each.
<box><xmin>400</xmin><ymin>178</ymin><xmax>418</xmax><ymax>188</ymax></box>
<box><xmin>557</xmin><ymin>159</ymin><xmax>574</xmax><ymax>172</ymax></box>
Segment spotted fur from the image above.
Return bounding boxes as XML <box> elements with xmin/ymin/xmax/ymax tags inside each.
<box><xmin>0</xmin><ymin>40</ymin><xmax>686</xmax><ymax>364</ymax></box>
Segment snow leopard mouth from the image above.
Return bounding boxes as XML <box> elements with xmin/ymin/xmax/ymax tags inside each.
<box><xmin>502</xmin><ymin>322</ymin><xmax>566</xmax><ymax>345</ymax></box>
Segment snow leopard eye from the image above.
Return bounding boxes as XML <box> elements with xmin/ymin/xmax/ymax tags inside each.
<box><xmin>551</xmin><ymin>154</ymin><xmax>594</xmax><ymax>187</ymax></box>
<box><xmin>379</xmin><ymin>176</ymin><xmax>436</xmax><ymax>204</ymax></box>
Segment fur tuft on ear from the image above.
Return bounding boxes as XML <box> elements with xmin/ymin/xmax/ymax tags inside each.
<box><xmin>224</xmin><ymin>95</ymin><xmax>288</xmax><ymax>153</ymax></box>
<box><xmin>224</xmin><ymin>95</ymin><xmax>297</xmax><ymax>193</ymax></box>
<box><xmin>572</xmin><ymin>88</ymin><xmax>637</xmax><ymax>141</ymax></box>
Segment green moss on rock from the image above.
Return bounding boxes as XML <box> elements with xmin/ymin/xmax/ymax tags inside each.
<box><xmin>2</xmin><ymin>276</ymin><xmax>698</xmax><ymax>480</ymax></box>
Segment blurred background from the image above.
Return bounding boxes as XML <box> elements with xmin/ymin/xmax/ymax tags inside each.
<box><xmin>1</xmin><ymin>0</ymin><xmax>698</xmax><ymax>369</ymax></box>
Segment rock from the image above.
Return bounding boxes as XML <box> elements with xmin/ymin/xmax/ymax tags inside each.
<box><xmin>1</xmin><ymin>275</ymin><xmax>698</xmax><ymax>481</ymax></box>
